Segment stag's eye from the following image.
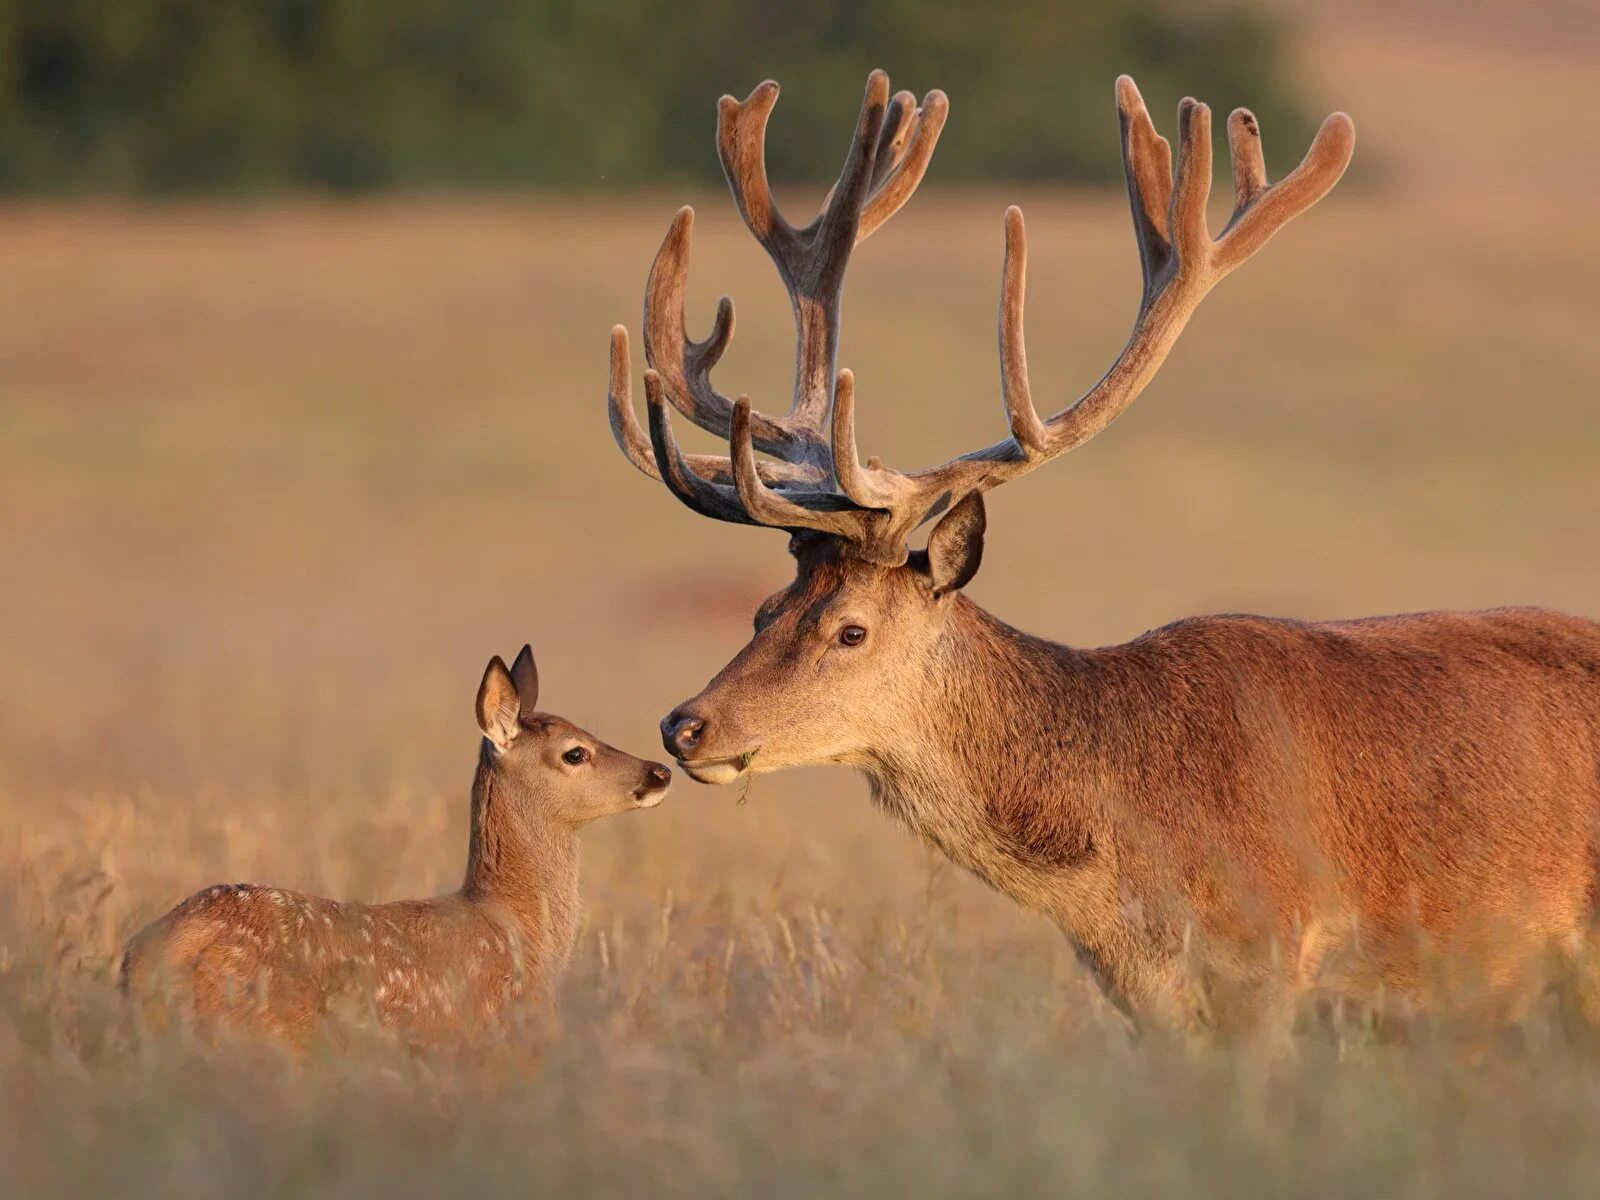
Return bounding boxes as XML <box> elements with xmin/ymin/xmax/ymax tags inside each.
<box><xmin>839</xmin><ymin>625</ymin><xmax>867</xmax><ymax>647</ymax></box>
<box><xmin>562</xmin><ymin>747</ymin><xmax>589</xmax><ymax>766</ymax></box>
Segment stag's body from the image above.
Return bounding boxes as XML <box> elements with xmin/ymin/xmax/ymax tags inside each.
<box><xmin>608</xmin><ymin>70</ymin><xmax>1600</xmax><ymax>1032</ymax></box>
<box><xmin>121</xmin><ymin>648</ymin><xmax>670</xmax><ymax>1047</ymax></box>
<box><xmin>854</xmin><ymin>588</ymin><xmax>1600</xmax><ymax>1030</ymax></box>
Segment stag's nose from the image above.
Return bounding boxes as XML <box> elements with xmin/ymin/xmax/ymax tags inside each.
<box><xmin>661</xmin><ymin>708</ymin><xmax>705</xmax><ymax>757</ymax></box>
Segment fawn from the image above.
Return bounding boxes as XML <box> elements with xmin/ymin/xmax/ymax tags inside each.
<box><xmin>120</xmin><ymin>645</ymin><xmax>671</xmax><ymax>1047</ymax></box>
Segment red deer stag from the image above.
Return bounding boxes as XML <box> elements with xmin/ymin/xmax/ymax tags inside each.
<box><xmin>607</xmin><ymin>71</ymin><xmax>1600</xmax><ymax>1036</ymax></box>
<box><xmin>122</xmin><ymin>647</ymin><xmax>672</xmax><ymax>1048</ymax></box>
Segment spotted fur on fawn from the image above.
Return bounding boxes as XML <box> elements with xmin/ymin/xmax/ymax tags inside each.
<box><xmin>120</xmin><ymin>647</ymin><xmax>671</xmax><ymax>1049</ymax></box>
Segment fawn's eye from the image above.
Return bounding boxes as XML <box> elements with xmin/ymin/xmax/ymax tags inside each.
<box><xmin>839</xmin><ymin>625</ymin><xmax>867</xmax><ymax>647</ymax></box>
<box><xmin>562</xmin><ymin>747</ymin><xmax>589</xmax><ymax>766</ymax></box>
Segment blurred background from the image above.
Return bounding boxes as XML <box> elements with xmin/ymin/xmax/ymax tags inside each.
<box><xmin>1</xmin><ymin>0</ymin><xmax>1309</xmax><ymax>192</ymax></box>
<box><xmin>3</xmin><ymin>0</ymin><xmax>1596</xmax><ymax>847</ymax></box>
<box><xmin>1</xmin><ymin>0</ymin><xmax>1599</xmax><ymax>1192</ymax></box>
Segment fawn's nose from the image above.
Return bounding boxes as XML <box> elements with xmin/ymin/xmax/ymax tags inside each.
<box><xmin>661</xmin><ymin>708</ymin><xmax>706</xmax><ymax>757</ymax></box>
<box><xmin>645</xmin><ymin>762</ymin><xmax>673</xmax><ymax>789</ymax></box>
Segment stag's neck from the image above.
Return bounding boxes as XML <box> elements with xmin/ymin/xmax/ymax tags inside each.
<box><xmin>460</xmin><ymin>751</ymin><xmax>582</xmax><ymax>963</ymax></box>
<box><xmin>863</xmin><ymin>597</ymin><xmax>1107</xmax><ymax>904</ymax></box>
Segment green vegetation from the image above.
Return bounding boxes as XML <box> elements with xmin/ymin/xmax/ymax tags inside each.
<box><xmin>0</xmin><ymin>0</ymin><xmax>1307</xmax><ymax>193</ymax></box>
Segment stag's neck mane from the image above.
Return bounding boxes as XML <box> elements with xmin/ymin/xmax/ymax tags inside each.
<box><xmin>461</xmin><ymin>749</ymin><xmax>582</xmax><ymax>962</ymax></box>
<box><xmin>861</xmin><ymin>596</ymin><xmax>1110</xmax><ymax>903</ymax></box>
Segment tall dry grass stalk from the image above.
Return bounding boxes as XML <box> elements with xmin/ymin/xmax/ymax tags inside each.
<box><xmin>7</xmin><ymin>798</ymin><xmax>1600</xmax><ymax>1197</ymax></box>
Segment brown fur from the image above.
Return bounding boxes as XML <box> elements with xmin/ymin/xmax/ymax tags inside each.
<box><xmin>664</xmin><ymin>539</ymin><xmax>1600</xmax><ymax>1035</ymax></box>
<box><xmin>615</xmin><ymin>70</ymin><xmax>1595</xmax><ymax>1035</ymax></box>
<box><xmin>121</xmin><ymin>650</ymin><xmax>671</xmax><ymax>1049</ymax></box>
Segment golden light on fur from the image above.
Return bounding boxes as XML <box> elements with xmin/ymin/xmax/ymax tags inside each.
<box><xmin>610</xmin><ymin>70</ymin><xmax>1600</xmax><ymax>1038</ymax></box>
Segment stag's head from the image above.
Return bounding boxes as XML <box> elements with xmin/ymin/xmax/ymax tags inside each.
<box><xmin>608</xmin><ymin>71</ymin><xmax>1354</xmax><ymax>784</ymax></box>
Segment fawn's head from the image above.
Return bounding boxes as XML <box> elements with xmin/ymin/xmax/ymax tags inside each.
<box><xmin>607</xmin><ymin>70</ymin><xmax>1352</xmax><ymax>786</ymax></box>
<box><xmin>475</xmin><ymin>646</ymin><xmax>672</xmax><ymax>823</ymax></box>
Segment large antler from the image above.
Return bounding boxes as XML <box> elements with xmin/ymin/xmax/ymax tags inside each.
<box><xmin>608</xmin><ymin>70</ymin><xmax>948</xmax><ymax>550</ymax></box>
<box><xmin>608</xmin><ymin>73</ymin><xmax>1354</xmax><ymax>566</ymax></box>
<box><xmin>608</xmin><ymin>71</ymin><xmax>946</xmax><ymax>518</ymax></box>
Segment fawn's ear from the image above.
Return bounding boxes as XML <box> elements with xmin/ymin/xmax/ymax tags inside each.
<box><xmin>924</xmin><ymin>492</ymin><xmax>986</xmax><ymax>596</ymax></box>
<box><xmin>476</xmin><ymin>656</ymin><xmax>521</xmax><ymax>749</ymax></box>
<box><xmin>509</xmin><ymin>644</ymin><xmax>539</xmax><ymax>714</ymax></box>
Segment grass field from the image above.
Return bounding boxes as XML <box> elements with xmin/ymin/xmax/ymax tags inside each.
<box><xmin>3</xmin><ymin>7</ymin><xmax>1600</xmax><ymax>1195</ymax></box>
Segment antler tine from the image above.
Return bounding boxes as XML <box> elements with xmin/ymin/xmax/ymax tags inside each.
<box><xmin>645</xmin><ymin>371</ymin><xmax>758</xmax><ymax>524</ymax></box>
<box><xmin>873</xmin><ymin>92</ymin><xmax>919</xmax><ymax>186</ymax></box>
<box><xmin>642</xmin><ymin>207</ymin><xmax>811</xmax><ymax>460</ymax></box>
<box><xmin>829</xmin><ymin>367</ymin><xmax>906</xmax><ymax>513</ymax></box>
<box><xmin>716</xmin><ymin>81</ymin><xmax>791</xmax><ymax>255</ymax></box>
<box><xmin>608</xmin><ymin>325</ymin><xmax>659</xmax><ymax>479</ymax></box>
<box><xmin>999</xmin><ymin>207</ymin><xmax>1049</xmax><ymax>455</ymax></box>
<box><xmin>816</xmin><ymin>69</ymin><xmax>892</xmax><ymax>243</ymax></box>
<box><xmin>1170</xmin><ymin>98</ymin><xmax>1214</xmax><ymax>266</ymax></box>
<box><xmin>1226</xmin><ymin>107</ymin><xmax>1269</xmax><ymax>211</ymax></box>
<box><xmin>858</xmin><ymin>90</ymin><xmax>949</xmax><ymax>243</ymax></box>
<box><xmin>610</xmin><ymin>329</ymin><xmax>817</xmax><ymax>490</ymax></box>
<box><xmin>1215</xmin><ymin>109</ymin><xmax>1356</xmax><ymax>271</ymax></box>
<box><xmin>818</xmin><ymin>86</ymin><xmax>948</xmax><ymax>244</ymax></box>
<box><xmin>815</xmin><ymin>88</ymin><xmax>906</xmax><ymax>218</ymax></box>
<box><xmin>830</xmin><ymin>367</ymin><xmax>871</xmax><ymax>506</ymax></box>
<box><xmin>1117</xmin><ymin>75</ymin><xmax>1175</xmax><ymax>295</ymax></box>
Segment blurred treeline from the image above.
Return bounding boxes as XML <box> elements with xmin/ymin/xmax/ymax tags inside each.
<box><xmin>0</xmin><ymin>0</ymin><xmax>1309</xmax><ymax>194</ymax></box>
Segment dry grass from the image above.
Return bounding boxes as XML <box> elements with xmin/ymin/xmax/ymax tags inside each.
<box><xmin>3</xmin><ymin>8</ymin><xmax>1600</xmax><ymax>1194</ymax></box>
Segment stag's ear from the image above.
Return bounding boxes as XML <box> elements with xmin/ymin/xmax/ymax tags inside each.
<box><xmin>509</xmin><ymin>644</ymin><xmax>539</xmax><ymax>714</ymax></box>
<box><xmin>476</xmin><ymin>656</ymin><xmax>521</xmax><ymax>749</ymax></box>
<box><xmin>924</xmin><ymin>492</ymin><xmax>986</xmax><ymax>596</ymax></box>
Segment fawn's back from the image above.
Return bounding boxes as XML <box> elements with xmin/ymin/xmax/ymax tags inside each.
<box><xmin>121</xmin><ymin>884</ymin><xmax>545</xmax><ymax>1044</ymax></box>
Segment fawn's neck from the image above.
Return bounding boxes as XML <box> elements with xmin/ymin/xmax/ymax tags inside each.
<box><xmin>460</xmin><ymin>749</ymin><xmax>582</xmax><ymax>961</ymax></box>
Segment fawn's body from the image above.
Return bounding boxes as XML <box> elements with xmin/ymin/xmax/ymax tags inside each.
<box><xmin>121</xmin><ymin>647</ymin><xmax>670</xmax><ymax>1047</ymax></box>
